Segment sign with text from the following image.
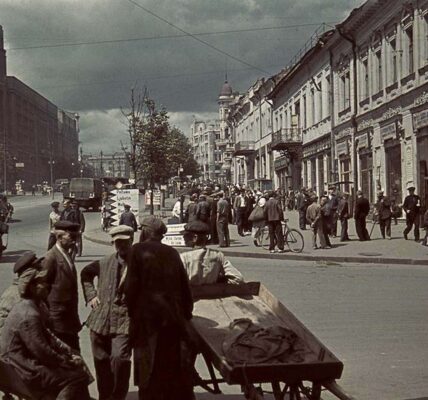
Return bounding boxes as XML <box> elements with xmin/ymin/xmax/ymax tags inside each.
<box><xmin>145</xmin><ymin>190</ymin><xmax>161</xmax><ymax>206</ymax></box>
<box><xmin>161</xmin><ymin>223</ymin><xmax>186</xmax><ymax>247</ymax></box>
<box><xmin>109</xmin><ymin>189</ymin><xmax>139</xmax><ymax>226</ymax></box>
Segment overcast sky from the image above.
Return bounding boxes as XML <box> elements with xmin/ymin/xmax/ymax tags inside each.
<box><xmin>1</xmin><ymin>0</ymin><xmax>364</xmax><ymax>154</ymax></box>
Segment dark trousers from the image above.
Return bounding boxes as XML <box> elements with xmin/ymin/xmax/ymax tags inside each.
<box><xmin>90</xmin><ymin>331</ymin><xmax>131</xmax><ymax>400</ymax></box>
<box><xmin>47</xmin><ymin>232</ymin><xmax>56</xmax><ymax>250</ymax></box>
<box><xmin>298</xmin><ymin>209</ymin><xmax>306</xmax><ymax>230</ymax></box>
<box><xmin>54</xmin><ymin>331</ymin><xmax>80</xmax><ymax>352</ymax></box>
<box><xmin>235</xmin><ymin>208</ymin><xmax>246</xmax><ymax>235</ymax></box>
<box><xmin>331</xmin><ymin>212</ymin><xmax>338</xmax><ymax>236</ymax></box>
<box><xmin>210</xmin><ymin>217</ymin><xmax>219</xmax><ymax>244</ymax></box>
<box><xmin>379</xmin><ymin>217</ymin><xmax>391</xmax><ymax>238</ymax></box>
<box><xmin>403</xmin><ymin>214</ymin><xmax>420</xmax><ymax>241</ymax></box>
<box><xmin>217</xmin><ymin>219</ymin><xmax>230</xmax><ymax>247</ymax></box>
<box><xmin>422</xmin><ymin>228</ymin><xmax>428</xmax><ymax>246</ymax></box>
<box><xmin>355</xmin><ymin>217</ymin><xmax>370</xmax><ymax>240</ymax></box>
<box><xmin>268</xmin><ymin>220</ymin><xmax>284</xmax><ymax>251</ymax></box>
<box><xmin>340</xmin><ymin>218</ymin><xmax>349</xmax><ymax>241</ymax></box>
<box><xmin>77</xmin><ymin>233</ymin><xmax>83</xmax><ymax>256</ymax></box>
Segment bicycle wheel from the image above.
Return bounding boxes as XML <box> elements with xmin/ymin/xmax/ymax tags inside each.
<box><xmin>260</xmin><ymin>226</ymin><xmax>270</xmax><ymax>250</ymax></box>
<box><xmin>285</xmin><ymin>228</ymin><xmax>304</xmax><ymax>253</ymax></box>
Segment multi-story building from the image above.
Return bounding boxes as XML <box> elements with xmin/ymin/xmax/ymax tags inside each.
<box><xmin>230</xmin><ymin>78</ymin><xmax>276</xmax><ymax>191</ymax></box>
<box><xmin>84</xmin><ymin>152</ymin><xmax>130</xmax><ymax>179</ymax></box>
<box><xmin>190</xmin><ymin>80</ymin><xmax>237</xmax><ymax>183</ymax></box>
<box><xmin>0</xmin><ymin>25</ymin><xmax>79</xmax><ymax>191</ymax></box>
<box><xmin>223</xmin><ymin>0</ymin><xmax>428</xmax><ymax>214</ymax></box>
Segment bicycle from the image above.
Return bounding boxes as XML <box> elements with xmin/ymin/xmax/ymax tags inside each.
<box><xmin>259</xmin><ymin>219</ymin><xmax>305</xmax><ymax>253</ymax></box>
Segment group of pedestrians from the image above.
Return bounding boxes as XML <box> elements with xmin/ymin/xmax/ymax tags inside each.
<box><xmin>179</xmin><ymin>181</ymin><xmax>428</xmax><ymax>252</ymax></box>
<box><xmin>0</xmin><ymin>198</ymin><xmax>244</xmax><ymax>400</ymax></box>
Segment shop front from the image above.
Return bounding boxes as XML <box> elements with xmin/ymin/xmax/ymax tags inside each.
<box><xmin>381</xmin><ymin>120</ymin><xmax>402</xmax><ymax>204</ymax></box>
<box><xmin>336</xmin><ymin>139</ymin><xmax>351</xmax><ymax>194</ymax></box>
<box><xmin>413</xmin><ymin>109</ymin><xmax>428</xmax><ymax>211</ymax></box>
<box><xmin>357</xmin><ymin>131</ymin><xmax>373</xmax><ymax>203</ymax></box>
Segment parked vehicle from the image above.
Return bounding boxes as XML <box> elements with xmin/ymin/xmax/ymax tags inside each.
<box><xmin>54</xmin><ymin>178</ymin><xmax>69</xmax><ymax>192</ymax></box>
<box><xmin>67</xmin><ymin>178</ymin><xmax>103</xmax><ymax>210</ymax></box>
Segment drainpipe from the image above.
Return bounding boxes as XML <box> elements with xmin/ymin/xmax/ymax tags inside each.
<box><xmin>338</xmin><ymin>26</ymin><xmax>359</xmax><ymax>195</ymax></box>
<box><xmin>328</xmin><ymin>49</ymin><xmax>335</xmax><ymax>184</ymax></box>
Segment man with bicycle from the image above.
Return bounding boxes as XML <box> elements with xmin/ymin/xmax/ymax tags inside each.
<box><xmin>264</xmin><ymin>191</ymin><xmax>285</xmax><ymax>253</ymax></box>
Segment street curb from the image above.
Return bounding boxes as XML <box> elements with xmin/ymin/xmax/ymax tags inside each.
<box><xmin>83</xmin><ymin>231</ymin><xmax>428</xmax><ymax>266</ymax></box>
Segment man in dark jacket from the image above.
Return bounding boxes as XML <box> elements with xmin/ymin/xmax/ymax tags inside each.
<box><xmin>217</xmin><ymin>192</ymin><xmax>230</xmax><ymax>247</ymax></box>
<box><xmin>337</xmin><ymin>192</ymin><xmax>350</xmax><ymax>241</ymax></box>
<box><xmin>264</xmin><ymin>192</ymin><xmax>284</xmax><ymax>253</ymax></box>
<box><xmin>81</xmin><ymin>225</ymin><xmax>134</xmax><ymax>400</ymax></box>
<box><xmin>327</xmin><ymin>186</ymin><xmax>339</xmax><ymax>236</ymax></box>
<box><xmin>196</xmin><ymin>194</ymin><xmax>211</xmax><ymax>223</ymax></box>
<box><xmin>354</xmin><ymin>190</ymin><xmax>371</xmax><ymax>241</ymax></box>
<box><xmin>124</xmin><ymin>216</ymin><xmax>194</xmax><ymax>400</ymax></box>
<box><xmin>119</xmin><ymin>204</ymin><xmax>138</xmax><ymax>232</ymax></box>
<box><xmin>402</xmin><ymin>186</ymin><xmax>421</xmax><ymax>241</ymax></box>
<box><xmin>296</xmin><ymin>188</ymin><xmax>308</xmax><ymax>230</ymax></box>
<box><xmin>375</xmin><ymin>191</ymin><xmax>392</xmax><ymax>239</ymax></box>
<box><xmin>41</xmin><ymin>221</ymin><xmax>82</xmax><ymax>351</ymax></box>
<box><xmin>0</xmin><ymin>265</ymin><xmax>90</xmax><ymax>400</ymax></box>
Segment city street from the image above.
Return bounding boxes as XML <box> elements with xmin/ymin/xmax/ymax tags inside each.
<box><xmin>0</xmin><ymin>195</ymin><xmax>427</xmax><ymax>400</ymax></box>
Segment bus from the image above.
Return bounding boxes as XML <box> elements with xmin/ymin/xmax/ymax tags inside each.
<box><xmin>67</xmin><ymin>178</ymin><xmax>103</xmax><ymax>210</ymax></box>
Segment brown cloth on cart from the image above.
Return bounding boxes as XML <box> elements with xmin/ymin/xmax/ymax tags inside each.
<box><xmin>222</xmin><ymin>318</ymin><xmax>310</xmax><ymax>365</ymax></box>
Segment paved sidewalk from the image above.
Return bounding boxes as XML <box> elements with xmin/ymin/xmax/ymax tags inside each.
<box><xmin>84</xmin><ymin>197</ymin><xmax>428</xmax><ymax>266</ymax></box>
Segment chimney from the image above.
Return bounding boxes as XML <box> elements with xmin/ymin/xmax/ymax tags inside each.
<box><xmin>0</xmin><ymin>25</ymin><xmax>6</xmax><ymax>78</ymax></box>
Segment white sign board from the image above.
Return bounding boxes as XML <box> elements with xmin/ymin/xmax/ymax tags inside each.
<box><xmin>110</xmin><ymin>189</ymin><xmax>140</xmax><ymax>226</ymax></box>
<box><xmin>145</xmin><ymin>190</ymin><xmax>161</xmax><ymax>206</ymax></box>
<box><xmin>161</xmin><ymin>223</ymin><xmax>186</xmax><ymax>247</ymax></box>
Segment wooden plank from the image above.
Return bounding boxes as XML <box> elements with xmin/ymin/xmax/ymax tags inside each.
<box><xmin>191</xmin><ymin>281</ymin><xmax>260</xmax><ymax>300</ymax></box>
<box><xmin>258</xmin><ymin>284</ymin><xmax>341</xmax><ymax>365</ymax></box>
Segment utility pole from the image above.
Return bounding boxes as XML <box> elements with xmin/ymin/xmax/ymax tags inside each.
<box><xmin>49</xmin><ymin>139</ymin><xmax>55</xmax><ymax>199</ymax></box>
<box><xmin>100</xmin><ymin>150</ymin><xmax>104</xmax><ymax>177</ymax></box>
<box><xmin>2</xmin><ymin>129</ymin><xmax>6</xmax><ymax>194</ymax></box>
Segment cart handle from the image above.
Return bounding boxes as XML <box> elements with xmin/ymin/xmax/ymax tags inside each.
<box><xmin>323</xmin><ymin>380</ymin><xmax>357</xmax><ymax>400</ymax></box>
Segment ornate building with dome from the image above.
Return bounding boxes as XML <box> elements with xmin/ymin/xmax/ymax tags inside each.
<box><xmin>190</xmin><ymin>79</ymin><xmax>237</xmax><ymax>183</ymax></box>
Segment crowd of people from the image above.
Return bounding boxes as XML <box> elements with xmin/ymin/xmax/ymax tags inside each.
<box><xmin>171</xmin><ymin>182</ymin><xmax>428</xmax><ymax>251</ymax></box>
<box><xmin>0</xmin><ymin>200</ymin><xmax>243</xmax><ymax>399</ymax></box>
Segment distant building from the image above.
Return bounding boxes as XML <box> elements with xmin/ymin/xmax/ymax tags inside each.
<box><xmin>190</xmin><ymin>80</ymin><xmax>238</xmax><ymax>183</ymax></box>
<box><xmin>83</xmin><ymin>152</ymin><xmax>130</xmax><ymax>179</ymax></box>
<box><xmin>0</xmin><ymin>25</ymin><xmax>79</xmax><ymax>191</ymax></box>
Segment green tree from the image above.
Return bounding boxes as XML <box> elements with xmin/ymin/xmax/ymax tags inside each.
<box><xmin>122</xmin><ymin>90</ymin><xmax>199</xmax><ymax>214</ymax></box>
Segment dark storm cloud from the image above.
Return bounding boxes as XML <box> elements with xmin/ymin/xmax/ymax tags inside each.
<box><xmin>0</xmin><ymin>0</ymin><xmax>364</xmax><ymax>152</ymax></box>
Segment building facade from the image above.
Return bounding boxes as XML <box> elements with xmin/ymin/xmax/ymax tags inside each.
<box><xmin>0</xmin><ymin>25</ymin><xmax>79</xmax><ymax>191</ymax></box>
<box><xmin>219</xmin><ymin>0</ymin><xmax>428</xmax><ymax>214</ymax></box>
<box><xmin>84</xmin><ymin>152</ymin><xmax>130</xmax><ymax>179</ymax></box>
<box><xmin>190</xmin><ymin>80</ymin><xmax>237</xmax><ymax>183</ymax></box>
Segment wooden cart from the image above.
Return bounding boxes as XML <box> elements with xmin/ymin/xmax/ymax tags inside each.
<box><xmin>190</xmin><ymin>282</ymin><xmax>356</xmax><ymax>400</ymax></box>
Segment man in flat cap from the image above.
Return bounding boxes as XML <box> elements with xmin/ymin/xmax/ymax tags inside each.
<box><xmin>41</xmin><ymin>221</ymin><xmax>82</xmax><ymax>351</ymax></box>
<box><xmin>0</xmin><ymin>264</ymin><xmax>91</xmax><ymax>400</ymax></box>
<box><xmin>124</xmin><ymin>216</ymin><xmax>194</xmax><ymax>400</ymax></box>
<box><xmin>119</xmin><ymin>204</ymin><xmax>138</xmax><ymax>233</ymax></box>
<box><xmin>48</xmin><ymin>201</ymin><xmax>61</xmax><ymax>250</ymax></box>
<box><xmin>402</xmin><ymin>186</ymin><xmax>421</xmax><ymax>241</ymax></box>
<box><xmin>81</xmin><ymin>225</ymin><xmax>134</xmax><ymax>400</ymax></box>
<box><xmin>374</xmin><ymin>190</ymin><xmax>392</xmax><ymax>239</ymax></box>
<box><xmin>0</xmin><ymin>251</ymin><xmax>44</xmax><ymax>336</ymax></box>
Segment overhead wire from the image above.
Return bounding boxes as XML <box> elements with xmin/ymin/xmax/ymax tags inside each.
<box><xmin>7</xmin><ymin>22</ymin><xmax>334</xmax><ymax>51</ymax></box>
<box><xmin>125</xmin><ymin>0</ymin><xmax>271</xmax><ymax>75</ymax></box>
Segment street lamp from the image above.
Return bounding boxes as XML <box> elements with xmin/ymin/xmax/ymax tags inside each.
<box><xmin>48</xmin><ymin>159</ymin><xmax>55</xmax><ymax>199</ymax></box>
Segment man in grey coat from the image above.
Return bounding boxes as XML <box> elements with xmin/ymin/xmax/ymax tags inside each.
<box><xmin>81</xmin><ymin>225</ymin><xmax>134</xmax><ymax>400</ymax></box>
<box><xmin>264</xmin><ymin>191</ymin><xmax>285</xmax><ymax>253</ymax></box>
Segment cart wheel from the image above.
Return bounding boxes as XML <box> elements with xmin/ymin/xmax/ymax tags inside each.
<box><xmin>285</xmin><ymin>228</ymin><xmax>304</xmax><ymax>253</ymax></box>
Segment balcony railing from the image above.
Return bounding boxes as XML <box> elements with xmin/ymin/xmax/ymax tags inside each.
<box><xmin>233</xmin><ymin>141</ymin><xmax>256</xmax><ymax>156</ymax></box>
<box><xmin>271</xmin><ymin>128</ymin><xmax>302</xmax><ymax>152</ymax></box>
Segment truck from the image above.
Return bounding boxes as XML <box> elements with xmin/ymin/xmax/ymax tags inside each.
<box><xmin>67</xmin><ymin>178</ymin><xmax>103</xmax><ymax>211</ymax></box>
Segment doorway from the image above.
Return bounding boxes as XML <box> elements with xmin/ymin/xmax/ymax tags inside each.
<box><xmin>385</xmin><ymin>140</ymin><xmax>402</xmax><ymax>204</ymax></box>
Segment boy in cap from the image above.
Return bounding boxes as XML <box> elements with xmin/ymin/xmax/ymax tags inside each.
<box><xmin>180</xmin><ymin>221</ymin><xmax>243</xmax><ymax>285</ymax></box>
<box><xmin>81</xmin><ymin>225</ymin><xmax>134</xmax><ymax>400</ymax></box>
<box><xmin>0</xmin><ymin>251</ymin><xmax>44</xmax><ymax>335</ymax></box>
<box><xmin>48</xmin><ymin>201</ymin><xmax>61</xmax><ymax>250</ymax></box>
<box><xmin>41</xmin><ymin>221</ymin><xmax>82</xmax><ymax>351</ymax></box>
